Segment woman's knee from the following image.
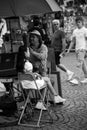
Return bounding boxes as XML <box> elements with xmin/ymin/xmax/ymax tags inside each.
<box><xmin>43</xmin><ymin>76</ymin><xmax>51</xmax><ymax>83</ymax></box>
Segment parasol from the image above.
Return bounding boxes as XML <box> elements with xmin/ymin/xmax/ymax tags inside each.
<box><xmin>0</xmin><ymin>0</ymin><xmax>61</xmax><ymax>17</ymax></box>
<box><xmin>0</xmin><ymin>0</ymin><xmax>61</xmax><ymax>52</ymax></box>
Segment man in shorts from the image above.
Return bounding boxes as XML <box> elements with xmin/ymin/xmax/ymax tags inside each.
<box><xmin>67</xmin><ymin>16</ymin><xmax>87</xmax><ymax>84</ymax></box>
<box><xmin>51</xmin><ymin>19</ymin><xmax>74</xmax><ymax>81</ymax></box>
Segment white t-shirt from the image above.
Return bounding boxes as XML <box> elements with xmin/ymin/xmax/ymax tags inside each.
<box><xmin>72</xmin><ymin>26</ymin><xmax>87</xmax><ymax>51</ymax></box>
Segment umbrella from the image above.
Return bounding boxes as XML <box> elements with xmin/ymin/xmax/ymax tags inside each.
<box><xmin>0</xmin><ymin>0</ymin><xmax>61</xmax><ymax>17</ymax></box>
<box><xmin>0</xmin><ymin>0</ymin><xmax>61</xmax><ymax>52</ymax></box>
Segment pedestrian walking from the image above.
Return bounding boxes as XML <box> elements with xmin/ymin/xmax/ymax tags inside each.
<box><xmin>67</xmin><ymin>16</ymin><xmax>87</xmax><ymax>84</ymax></box>
<box><xmin>51</xmin><ymin>19</ymin><xmax>74</xmax><ymax>81</ymax></box>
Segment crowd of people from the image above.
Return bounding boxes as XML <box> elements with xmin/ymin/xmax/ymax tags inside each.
<box><xmin>0</xmin><ymin>14</ymin><xmax>87</xmax><ymax>112</ymax></box>
<box><xmin>51</xmin><ymin>16</ymin><xmax>87</xmax><ymax>85</ymax></box>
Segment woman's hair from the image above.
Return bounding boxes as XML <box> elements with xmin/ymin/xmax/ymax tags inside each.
<box><xmin>29</xmin><ymin>30</ymin><xmax>42</xmax><ymax>49</ymax></box>
<box><xmin>22</xmin><ymin>33</ymin><xmax>30</xmax><ymax>48</ymax></box>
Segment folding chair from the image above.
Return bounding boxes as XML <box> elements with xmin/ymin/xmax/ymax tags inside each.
<box><xmin>18</xmin><ymin>72</ymin><xmax>57</xmax><ymax>127</ymax></box>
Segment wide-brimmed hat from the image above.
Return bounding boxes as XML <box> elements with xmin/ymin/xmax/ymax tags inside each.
<box><xmin>30</xmin><ymin>30</ymin><xmax>41</xmax><ymax>36</ymax></box>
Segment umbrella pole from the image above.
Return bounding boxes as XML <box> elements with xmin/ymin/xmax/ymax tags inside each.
<box><xmin>9</xmin><ymin>19</ymin><xmax>13</xmax><ymax>52</ymax></box>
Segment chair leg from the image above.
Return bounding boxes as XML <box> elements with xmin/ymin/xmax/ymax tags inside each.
<box><xmin>18</xmin><ymin>87</ymin><xmax>58</xmax><ymax>127</ymax></box>
<box><xmin>20</xmin><ymin>84</ymin><xmax>26</xmax><ymax>102</ymax></box>
<box><xmin>36</xmin><ymin>87</ymin><xmax>47</xmax><ymax>126</ymax></box>
<box><xmin>18</xmin><ymin>92</ymin><xmax>32</xmax><ymax>125</ymax></box>
<box><xmin>36</xmin><ymin>87</ymin><xmax>57</xmax><ymax>127</ymax></box>
<box><xmin>42</xmin><ymin>88</ymin><xmax>59</xmax><ymax>122</ymax></box>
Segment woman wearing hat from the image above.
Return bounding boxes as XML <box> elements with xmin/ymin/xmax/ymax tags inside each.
<box><xmin>17</xmin><ymin>30</ymin><xmax>66</xmax><ymax>110</ymax></box>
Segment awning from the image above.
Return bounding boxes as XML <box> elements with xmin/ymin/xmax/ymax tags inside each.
<box><xmin>0</xmin><ymin>0</ymin><xmax>61</xmax><ymax>17</ymax></box>
<box><xmin>46</xmin><ymin>0</ymin><xmax>62</xmax><ymax>12</ymax></box>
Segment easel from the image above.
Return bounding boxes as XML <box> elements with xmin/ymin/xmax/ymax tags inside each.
<box><xmin>5</xmin><ymin>16</ymin><xmax>22</xmax><ymax>52</ymax></box>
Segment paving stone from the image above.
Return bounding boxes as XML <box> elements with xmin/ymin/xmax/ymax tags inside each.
<box><xmin>1</xmin><ymin>53</ymin><xmax>87</xmax><ymax>130</ymax></box>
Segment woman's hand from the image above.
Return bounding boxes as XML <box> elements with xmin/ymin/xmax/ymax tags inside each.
<box><xmin>34</xmin><ymin>73</ymin><xmax>42</xmax><ymax>79</ymax></box>
<box><xmin>30</xmin><ymin>48</ymin><xmax>36</xmax><ymax>55</ymax></box>
<box><xmin>25</xmin><ymin>48</ymin><xmax>30</xmax><ymax>58</ymax></box>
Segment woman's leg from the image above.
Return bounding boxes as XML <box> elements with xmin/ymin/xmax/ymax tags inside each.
<box><xmin>43</xmin><ymin>76</ymin><xmax>57</xmax><ymax>96</ymax></box>
<box><xmin>42</xmin><ymin>76</ymin><xmax>66</xmax><ymax>103</ymax></box>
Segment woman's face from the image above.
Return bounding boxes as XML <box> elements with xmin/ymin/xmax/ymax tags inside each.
<box><xmin>30</xmin><ymin>34</ymin><xmax>39</xmax><ymax>49</ymax></box>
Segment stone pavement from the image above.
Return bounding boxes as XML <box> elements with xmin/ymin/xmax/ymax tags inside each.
<box><xmin>1</xmin><ymin>52</ymin><xmax>87</xmax><ymax>130</ymax></box>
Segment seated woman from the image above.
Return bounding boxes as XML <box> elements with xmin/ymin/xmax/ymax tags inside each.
<box><xmin>17</xmin><ymin>31</ymin><xmax>66</xmax><ymax>110</ymax></box>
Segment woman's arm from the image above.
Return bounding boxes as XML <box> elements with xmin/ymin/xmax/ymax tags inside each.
<box><xmin>30</xmin><ymin>45</ymin><xmax>48</xmax><ymax>60</ymax></box>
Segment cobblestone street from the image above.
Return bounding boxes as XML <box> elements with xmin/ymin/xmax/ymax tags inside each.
<box><xmin>1</xmin><ymin>52</ymin><xmax>87</xmax><ymax>130</ymax></box>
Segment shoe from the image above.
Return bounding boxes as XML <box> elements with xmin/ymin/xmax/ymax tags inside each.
<box><xmin>67</xmin><ymin>71</ymin><xmax>74</xmax><ymax>81</ymax></box>
<box><xmin>80</xmin><ymin>78</ymin><xmax>87</xmax><ymax>84</ymax></box>
<box><xmin>69</xmin><ymin>79</ymin><xmax>79</xmax><ymax>85</ymax></box>
<box><xmin>54</xmin><ymin>95</ymin><xmax>66</xmax><ymax>104</ymax></box>
<box><xmin>35</xmin><ymin>101</ymin><xmax>46</xmax><ymax>110</ymax></box>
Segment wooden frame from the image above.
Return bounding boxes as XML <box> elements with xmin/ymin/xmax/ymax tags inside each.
<box><xmin>52</xmin><ymin>71</ymin><xmax>62</xmax><ymax>97</ymax></box>
<box><xmin>49</xmin><ymin>71</ymin><xmax>62</xmax><ymax>101</ymax></box>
